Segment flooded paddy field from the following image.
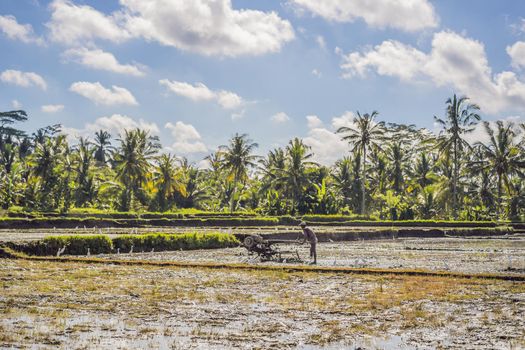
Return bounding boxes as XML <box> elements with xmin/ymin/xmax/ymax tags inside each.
<box><xmin>1</xmin><ymin>259</ymin><xmax>524</xmax><ymax>349</ymax></box>
<box><xmin>1</xmin><ymin>229</ymin><xmax>524</xmax><ymax>349</ymax></box>
<box><xmin>97</xmin><ymin>237</ymin><xmax>525</xmax><ymax>276</ymax></box>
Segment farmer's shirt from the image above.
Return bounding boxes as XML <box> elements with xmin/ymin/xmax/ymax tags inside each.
<box><xmin>302</xmin><ymin>227</ymin><xmax>318</xmax><ymax>244</ymax></box>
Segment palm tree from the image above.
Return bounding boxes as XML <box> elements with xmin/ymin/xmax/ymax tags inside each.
<box><xmin>0</xmin><ymin>162</ymin><xmax>24</xmax><ymax>209</ymax></box>
<box><xmin>386</xmin><ymin>141</ymin><xmax>410</xmax><ymax>195</ymax></box>
<box><xmin>337</xmin><ymin>111</ymin><xmax>385</xmax><ymax>214</ymax></box>
<box><xmin>30</xmin><ymin>135</ymin><xmax>68</xmax><ymax>210</ymax></box>
<box><xmin>412</xmin><ymin>153</ymin><xmax>435</xmax><ymax>190</ymax></box>
<box><xmin>332</xmin><ymin>156</ymin><xmax>354</xmax><ymax>209</ymax></box>
<box><xmin>94</xmin><ymin>130</ymin><xmax>112</xmax><ymax>165</ymax></box>
<box><xmin>152</xmin><ymin>154</ymin><xmax>184</xmax><ymax>211</ymax></box>
<box><xmin>114</xmin><ymin>129</ymin><xmax>160</xmax><ymax>211</ymax></box>
<box><xmin>259</xmin><ymin>147</ymin><xmax>286</xmax><ymax>193</ymax></box>
<box><xmin>219</xmin><ymin>133</ymin><xmax>258</xmax><ymax>212</ymax></box>
<box><xmin>476</xmin><ymin>121</ymin><xmax>525</xmax><ymax>216</ymax></box>
<box><xmin>0</xmin><ymin>138</ymin><xmax>17</xmax><ymax>174</ymax></box>
<box><xmin>0</xmin><ymin>110</ymin><xmax>28</xmax><ymax>140</ymax></box>
<box><xmin>73</xmin><ymin>137</ymin><xmax>95</xmax><ymax>207</ymax></box>
<box><xmin>434</xmin><ymin>94</ymin><xmax>480</xmax><ymax>219</ymax></box>
<box><xmin>280</xmin><ymin>138</ymin><xmax>317</xmax><ymax>214</ymax></box>
<box><xmin>468</xmin><ymin>146</ymin><xmax>495</xmax><ymax>214</ymax></box>
<box><xmin>175</xmin><ymin>159</ymin><xmax>208</xmax><ymax>209</ymax></box>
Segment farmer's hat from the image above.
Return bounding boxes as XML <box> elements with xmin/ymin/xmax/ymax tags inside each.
<box><xmin>299</xmin><ymin>221</ymin><xmax>307</xmax><ymax>227</ymax></box>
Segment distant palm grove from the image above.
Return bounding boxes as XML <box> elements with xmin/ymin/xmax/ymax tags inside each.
<box><xmin>1</xmin><ymin>94</ymin><xmax>524</xmax><ymax>221</ymax></box>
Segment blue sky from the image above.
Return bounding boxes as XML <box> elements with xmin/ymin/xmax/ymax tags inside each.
<box><xmin>1</xmin><ymin>0</ymin><xmax>525</xmax><ymax>165</ymax></box>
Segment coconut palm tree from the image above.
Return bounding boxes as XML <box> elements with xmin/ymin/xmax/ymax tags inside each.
<box><xmin>219</xmin><ymin>133</ymin><xmax>258</xmax><ymax>212</ymax></box>
<box><xmin>175</xmin><ymin>159</ymin><xmax>208</xmax><ymax>209</ymax></box>
<box><xmin>30</xmin><ymin>135</ymin><xmax>69</xmax><ymax>210</ymax></box>
<box><xmin>114</xmin><ymin>129</ymin><xmax>160</xmax><ymax>211</ymax></box>
<box><xmin>0</xmin><ymin>162</ymin><xmax>24</xmax><ymax>209</ymax></box>
<box><xmin>280</xmin><ymin>138</ymin><xmax>317</xmax><ymax>214</ymax></box>
<box><xmin>332</xmin><ymin>156</ymin><xmax>353</xmax><ymax>208</ymax></box>
<box><xmin>259</xmin><ymin>148</ymin><xmax>286</xmax><ymax>193</ymax></box>
<box><xmin>73</xmin><ymin>137</ymin><xmax>96</xmax><ymax>207</ymax></box>
<box><xmin>94</xmin><ymin>130</ymin><xmax>112</xmax><ymax>165</ymax></box>
<box><xmin>0</xmin><ymin>110</ymin><xmax>28</xmax><ymax>140</ymax></box>
<box><xmin>412</xmin><ymin>153</ymin><xmax>436</xmax><ymax>190</ymax></box>
<box><xmin>434</xmin><ymin>94</ymin><xmax>480</xmax><ymax>219</ymax></box>
<box><xmin>152</xmin><ymin>154</ymin><xmax>184</xmax><ymax>211</ymax></box>
<box><xmin>476</xmin><ymin>121</ymin><xmax>525</xmax><ymax>216</ymax></box>
<box><xmin>337</xmin><ymin>111</ymin><xmax>385</xmax><ymax>214</ymax></box>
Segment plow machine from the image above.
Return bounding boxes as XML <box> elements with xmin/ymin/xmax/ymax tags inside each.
<box><xmin>242</xmin><ymin>234</ymin><xmax>303</xmax><ymax>263</ymax></box>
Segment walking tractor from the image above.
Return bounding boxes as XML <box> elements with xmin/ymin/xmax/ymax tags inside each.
<box><xmin>242</xmin><ymin>234</ymin><xmax>302</xmax><ymax>262</ymax></box>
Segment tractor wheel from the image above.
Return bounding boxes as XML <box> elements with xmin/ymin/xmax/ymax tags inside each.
<box><xmin>243</xmin><ymin>236</ymin><xmax>256</xmax><ymax>249</ymax></box>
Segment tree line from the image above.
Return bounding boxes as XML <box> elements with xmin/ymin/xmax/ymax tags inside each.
<box><xmin>1</xmin><ymin>94</ymin><xmax>524</xmax><ymax>220</ymax></box>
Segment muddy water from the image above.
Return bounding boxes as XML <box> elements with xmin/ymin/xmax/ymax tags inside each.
<box><xmin>1</xmin><ymin>259</ymin><xmax>524</xmax><ymax>349</ymax></box>
<box><xmin>97</xmin><ymin>237</ymin><xmax>525</xmax><ymax>275</ymax></box>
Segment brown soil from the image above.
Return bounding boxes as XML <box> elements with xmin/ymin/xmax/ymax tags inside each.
<box><xmin>1</xmin><ymin>259</ymin><xmax>524</xmax><ymax>349</ymax></box>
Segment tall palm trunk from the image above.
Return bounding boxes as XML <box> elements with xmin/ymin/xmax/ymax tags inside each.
<box><xmin>230</xmin><ymin>177</ymin><xmax>237</xmax><ymax>213</ymax></box>
<box><xmin>453</xmin><ymin>139</ymin><xmax>458</xmax><ymax>220</ymax></box>
<box><xmin>497</xmin><ymin>174</ymin><xmax>502</xmax><ymax>217</ymax></box>
<box><xmin>361</xmin><ymin>145</ymin><xmax>366</xmax><ymax>214</ymax></box>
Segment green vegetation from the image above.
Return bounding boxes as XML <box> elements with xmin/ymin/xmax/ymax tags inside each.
<box><xmin>0</xmin><ymin>94</ymin><xmax>524</xmax><ymax>221</ymax></box>
<box><xmin>112</xmin><ymin>232</ymin><xmax>239</xmax><ymax>252</ymax></box>
<box><xmin>8</xmin><ymin>232</ymin><xmax>239</xmax><ymax>256</ymax></box>
<box><xmin>20</xmin><ymin>235</ymin><xmax>113</xmax><ymax>256</ymax></box>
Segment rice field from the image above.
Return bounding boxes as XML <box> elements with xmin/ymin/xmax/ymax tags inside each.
<box><xmin>1</xmin><ymin>228</ymin><xmax>524</xmax><ymax>349</ymax></box>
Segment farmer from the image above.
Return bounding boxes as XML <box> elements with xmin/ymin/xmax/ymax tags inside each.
<box><xmin>299</xmin><ymin>221</ymin><xmax>317</xmax><ymax>265</ymax></box>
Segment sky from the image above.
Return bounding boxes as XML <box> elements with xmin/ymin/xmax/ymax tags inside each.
<box><xmin>1</xmin><ymin>0</ymin><xmax>525</xmax><ymax>166</ymax></box>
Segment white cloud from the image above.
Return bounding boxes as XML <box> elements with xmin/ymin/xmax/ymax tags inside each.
<box><xmin>216</xmin><ymin>91</ymin><xmax>243</xmax><ymax>109</ymax></box>
<box><xmin>306</xmin><ymin>115</ymin><xmax>323</xmax><ymax>128</ymax></box>
<box><xmin>63</xmin><ymin>114</ymin><xmax>159</xmax><ymax>141</ymax></box>
<box><xmin>290</xmin><ymin>0</ymin><xmax>438</xmax><ymax>32</ymax></box>
<box><xmin>507</xmin><ymin>41</ymin><xmax>525</xmax><ymax>69</ymax></box>
<box><xmin>122</xmin><ymin>0</ymin><xmax>295</xmax><ymax>57</ymax></box>
<box><xmin>165</xmin><ymin>121</ymin><xmax>207</xmax><ymax>154</ymax></box>
<box><xmin>11</xmin><ymin>100</ymin><xmax>22</xmax><ymax>109</ymax></box>
<box><xmin>303</xmin><ymin>111</ymin><xmax>352</xmax><ymax>165</ymax></box>
<box><xmin>46</xmin><ymin>0</ymin><xmax>131</xmax><ymax>45</ymax></box>
<box><xmin>62</xmin><ymin>47</ymin><xmax>146</xmax><ymax>76</ymax></box>
<box><xmin>331</xmin><ymin>111</ymin><xmax>355</xmax><ymax>129</ymax></box>
<box><xmin>311</xmin><ymin>69</ymin><xmax>322</xmax><ymax>78</ymax></box>
<box><xmin>231</xmin><ymin>109</ymin><xmax>245</xmax><ymax>120</ymax></box>
<box><xmin>341</xmin><ymin>40</ymin><xmax>426</xmax><ymax>81</ymax></box>
<box><xmin>464</xmin><ymin>116</ymin><xmax>525</xmax><ymax>145</ymax></box>
<box><xmin>47</xmin><ymin>0</ymin><xmax>294</xmax><ymax>57</ymax></box>
<box><xmin>510</xmin><ymin>18</ymin><xmax>525</xmax><ymax>35</ymax></box>
<box><xmin>316</xmin><ymin>35</ymin><xmax>326</xmax><ymax>50</ymax></box>
<box><xmin>0</xmin><ymin>70</ymin><xmax>47</xmax><ymax>90</ymax></box>
<box><xmin>340</xmin><ymin>31</ymin><xmax>525</xmax><ymax>114</ymax></box>
<box><xmin>159</xmin><ymin>79</ymin><xmax>243</xmax><ymax>109</ymax></box>
<box><xmin>41</xmin><ymin>104</ymin><xmax>64</xmax><ymax>113</ymax></box>
<box><xmin>0</xmin><ymin>15</ymin><xmax>44</xmax><ymax>45</ymax></box>
<box><xmin>271</xmin><ymin>112</ymin><xmax>290</xmax><ymax>123</ymax></box>
<box><xmin>70</xmin><ymin>81</ymin><xmax>138</xmax><ymax>106</ymax></box>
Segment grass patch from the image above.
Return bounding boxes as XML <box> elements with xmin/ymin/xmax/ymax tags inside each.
<box><xmin>112</xmin><ymin>232</ymin><xmax>239</xmax><ymax>252</ymax></box>
<box><xmin>7</xmin><ymin>232</ymin><xmax>239</xmax><ymax>256</ymax></box>
<box><xmin>26</xmin><ymin>235</ymin><xmax>113</xmax><ymax>255</ymax></box>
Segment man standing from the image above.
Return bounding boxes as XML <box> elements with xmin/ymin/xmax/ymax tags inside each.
<box><xmin>299</xmin><ymin>221</ymin><xmax>317</xmax><ymax>265</ymax></box>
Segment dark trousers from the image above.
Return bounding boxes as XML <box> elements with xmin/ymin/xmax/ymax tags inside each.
<box><xmin>310</xmin><ymin>242</ymin><xmax>317</xmax><ymax>258</ymax></box>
